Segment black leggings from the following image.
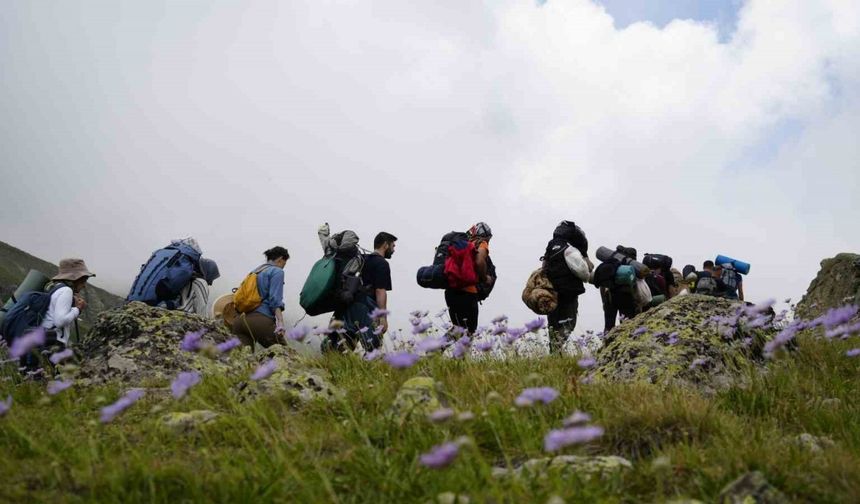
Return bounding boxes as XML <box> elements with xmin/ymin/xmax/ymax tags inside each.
<box><xmin>602</xmin><ymin>289</ymin><xmax>637</xmax><ymax>332</ymax></box>
<box><xmin>445</xmin><ymin>290</ymin><xmax>479</xmax><ymax>334</ymax></box>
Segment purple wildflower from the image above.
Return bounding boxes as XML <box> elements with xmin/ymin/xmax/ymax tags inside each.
<box><xmin>456</xmin><ymin>336</ymin><xmax>471</xmax><ymax>348</ymax></box>
<box><xmin>435</xmin><ymin>308</ymin><xmax>449</xmax><ymax>318</ymax></box>
<box><xmin>633</xmin><ymin>326</ymin><xmax>647</xmax><ymax>336</ymax></box>
<box><xmin>764</xmin><ymin>321</ymin><xmax>803</xmax><ymax>356</ymax></box>
<box><xmin>505</xmin><ymin>327</ymin><xmax>527</xmax><ymax>344</ymax></box>
<box><xmin>373</xmin><ymin>325</ymin><xmax>386</xmax><ymax>335</ymax></box>
<box><xmin>251</xmin><ymin>359</ymin><xmax>278</xmax><ymax>381</ymax></box>
<box><xmin>364</xmin><ymin>349</ymin><xmax>382</xmax><ymax>361</ymax></box>
<box><xmin>180</xmin><ymin>330</ymin><xmax>205</xmax><ymax>352</ymax></box>
<box><xmin>412</xmin><ymin>321</ymin><xmax>433</xmax><ymax>335</ymax></box>
<box><xmin>525</xmin><ymin>318</ymin><xmax>546</xmax><ymax>332</ymax></box>
<box><xmin>369</xmin><ymin>308</ymin><xmax>390</xmax><ymax>319</ymax></box>
<box><xmin>216</xmin><ymin>338</ymin><xmax>242</xmax><ymax>354</ymax></box>
<box><xmin>100</xmin><ymin>389</ymin><xmax>145</xmax><ymax>423</ymax></box>
<box><xmin>419</xmin><ymin>442</ymin><xmax>460</xmax><ymax>469</ymax></box>
<box><xmin>515</xmin><ymin>387</ymin><xmax>559</xmax><ymax>407</ymax></box>
<box><xmin>451</xmin><ymin>342</ymin><xmax>468</xmax><ymax>359</ymax></box>
<box><xmin>428</xmin><ymin>407</ymin><xmax>455</xmax><ymax>422</ymax></box>
<box><xmin>821</xmin><ymin>305</ymin><xmax>859</xmax><ymax>329</ymax></box>
<box><xmin>9</xmin><ymin>328</ymin><xmax>46</xmax><ymax>358</ymax></box>
<box><xmin>0</xmin><ymin>396</ymin><xmax>11</xmax><ymax>417</ymax></box>
<box><xmin>577</xmin><ymin>357</ymin><xmax>596</xmax><ymax>369</ymax></box>
<box><xmin>665</xmin><ymin>332</ymin><xmax>679</xmax><ymax>345</ymax></box>
<box><xmin>746</xmin><ymin>298</ymin><xmax>776</xmax><ymax>315</ymax></box>
<box><xmin>416</xmin><ymin>336</ymin><xmax>449</xmax><ymax>353</ymax></box>
<box><xmin>47</xmin><ymin>380</ymin><xmax>73</xmax><ymax>396</ymax></box>
<box><xmin>544</xmin><ymin>425</ymin><xmax>604</xmax><ymax>451</ymax></box>
<box><xmin>384</xmin><ymin>352</ymin><xmax>420</xmax><ymax>369</ymax></box>
<box><xmin>457</xmin><ymin>411</ymin><xmax>475</xmax><ymax>421</ymax></box>
<box><xmin>410</xmin><ymin>310</ymin><xmax>429</xmax><ymax>319</ymax></box>
<box><xmin>563</xmin><ymin>411</ymin><xmax>592</xmax><ymax>427</ymax></box>
<box><xmin>581</xmin><ymin>374</ymin><xmax>594</xmax><ymax>384</ymax></box>
<box><xmin>49</xmin><ymin>348</ymin><xmax>74</xmax><ymax>365</ymax></box>
<box><xmin>171</xmin><ymin>371</ymin><xmax>201</xmax><ymax>399</ymax></box>
<box><xmin>313</xmin><ymin>327</ymin><xmax>333</xmax><ymax>336</ymax></box>
<box><xmin>491</xmin><ymin>325</ymin><xmax>508</xmax><ymax>336</ymax></box>
<box><xmin>846</xmin><ymin>348</ymin><xmax>860</xmax><ymax>358</ymax></box>
<box><xmin>474</xmin><ymin>339</ymin><xmax>494</xmax><ymax>352</ymax></box>
<box><xmin>492</xmin><ymin>315</ymin><xmax>508</xmax><ymax>325</ymax></box>
<box><xmin>287</xmin><ymin>326</ymin><xmax>311</xmax><ymax>342</ymax></box>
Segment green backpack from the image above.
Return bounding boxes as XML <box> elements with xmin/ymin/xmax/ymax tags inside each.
<box><xmin>299</xmin><ymin>256</ymin><xmax>338</xmax><ymax>315</ymax></box>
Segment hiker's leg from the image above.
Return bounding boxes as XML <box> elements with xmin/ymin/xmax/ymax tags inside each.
<box><xmin>232</xmin><ymin>315</ymin><xmax>255</xmax><ymax>347</ymax></box>
<box><xmin>445</xmin><ymin>290</ymin><xmax>478</xmax><ymax>334</ymax></box>
<box><xmin>241</xmin><ymin>312</ymin><xmax>277</xmax><ymax>348</ymax></box>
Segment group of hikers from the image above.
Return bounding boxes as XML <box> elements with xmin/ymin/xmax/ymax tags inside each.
<box><xmin>0</xmin><ymin>220</ymin><xmax>749</xmax><ymax>370</ymax></box>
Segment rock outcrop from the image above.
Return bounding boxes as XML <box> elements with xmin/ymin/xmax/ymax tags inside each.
<box><xmin>492</xmin><ymin>455</ymin><xmax>632</xmax><ymax>480</ymax></box>
<box><xmin>593</xmin><ymin>295</ymin><xmax>777</xmax><ymax>393</ymax></box>
<box><xmin>718</xmin><ymin>471</ymin><xmax>787</xmax><ymax>504</ymax></box>
<box><xmin>75</xmin><ymin>302</ymin><xmax>235</xmax><ymax>385</ymax></box>
<box><xmin>796</xmin><ymin>253</ymin><xmax>860</xmax><ymax>320</ymax></box>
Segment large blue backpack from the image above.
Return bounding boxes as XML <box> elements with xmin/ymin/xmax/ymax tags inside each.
<box><xmin>127</xmin><ymin>244</ymin><xmax>202</xmax><ymax>308</ymax></box>
<box><xmin>0</xmin><ymin>284</ymin><xmax>66</xmax><ymax>346</ymax></box>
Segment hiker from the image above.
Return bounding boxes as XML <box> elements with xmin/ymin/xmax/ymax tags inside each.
<box><xmin>231</xmin><ymin>247</ymin><xmax>289</xmax><ymax>348</ymax></box>
<box><xmin>715</xmin><ymin>262</ymin><xmax>744</xmax><ymax>301</ymax></box>
<box><xmin>177</xmin><ymin>258</ymin><xmax>220</xmax><ymax>317</ymax></box>
<box><xmin>445</xmin><ymin>222</ymin><xmax>493</xmax><ymax>334</ymax></box>
<box><xmin>41</xmin><ymin>259</ymin><xmax>95</xmax><ymax>347</ymax></box>
<box><xmin>127</xmin><ymin>238</ymin><xmax>218</xmax><ymax>312</ymax></box>
<box><xmin>315</xmin><ymin>224</ymin><xmax>381</xmax><ymax>352</ymax></box>
<box><xmin>362</xmin><ymin>232</ymin><xmax>397</xmax><ymax>337</ymax></box>
<box><xmin>693</xmin><ymin>260</ymin><xmax>723</xmax><ymax>296</ymax></box>
<box><xmin>600</xmin><ymin>246</ymin><xmax>639</xmax><ymax>332</ymax></box>
<box><xmin>542</xmin><ymin>221</ymin><xmax>592</xmax><ymax>353</ymax></box>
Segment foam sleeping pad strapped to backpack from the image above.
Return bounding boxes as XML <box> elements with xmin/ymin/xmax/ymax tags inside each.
<box><xmin>522</xmin><ymin>268</ymin><xmax>558</xmax><ymax>315</ymax></box>
<box><xmin>300</xmin><ymin>256</ymin><xmax>338</xmax><ymax>315</ymax></box>
<box><xmin>0</xmin><ymin>284</ymin><xmax>65</xmax><ymax>346</ymax></box>
<box><xmin>0</xmin><ymin>269</ymin><xmax>50</xmax><ymax>328</ymax></box>
<box><xmin>233</xmin><ymin>265</ymin><xmax>270</xmax><ymax>314</ymax></box>
<box><xmin>127</xmin><ymin>244</ymin><xmax>202</xmax><ymax>307</ymax></box>
<box><xmin>595</xmin><ymin>246</ymin><xmax>649</xmax><ymax>277</ymax></box>
<box><xmin>715</xmin><ymin>255</ymin><xmax>751</xmax><ymax>275</ymax></box>
<box><xmin>416</xmin><ymin>264</ymin><xmax>447</xmax><ymax>289</ymax></box>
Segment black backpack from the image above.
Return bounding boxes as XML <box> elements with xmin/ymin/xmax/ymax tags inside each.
<box><xmin>553</xmin><ymin>221</ymin><xmax>588</xmax><ymax>256</ymax></box>
<box><xmin>0</xmin><ymin>284</ymin><xmax>66</xmax><ymax>346</ymax></box>
<box><xmin>643</xmin><ymin>253</ymin><xmax>673</xmax><ymax>271</ymax></box>
<box><xmin>476</xmin><ymin>256</ymin><xmax>496</xmax><ymax>302</ymax></box>
<box><xmin>433</xmin><ymin>231</ymin><xmax>469</xmax><ymax>266</ymax></box>
<box><xmin>592</xmin><ymin>261</ymin><xmax>619</xmax><ymax>289</ymax></box>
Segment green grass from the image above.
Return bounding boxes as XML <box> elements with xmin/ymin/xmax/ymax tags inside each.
<box><xmin>1</xmin><ymin>335</ymin><xmax>859</xmax><ymax>503</ymax></box>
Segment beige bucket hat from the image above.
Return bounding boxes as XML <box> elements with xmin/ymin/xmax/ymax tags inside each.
<box><xmin>52</xmin><ymin>258</ymin><xmax>96</xmax><ymax>282</ymax></box>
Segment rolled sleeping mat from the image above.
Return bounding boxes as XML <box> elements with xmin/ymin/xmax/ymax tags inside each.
<box><xmin>595</xmin><ymin>246</ymin><xmax>649</xmax><ymax>277</ymax></box>
<box><xmin>0</xmin><ymin>269</ymin><xmax>51</xmax><ymax>328</ymax></box>
<box><xmin>417</xmin><ymin>264</ymin><xmax>448</xmax><ymax>289</ymax></box>
<box><xmin>614</xmin><ymin>265</ymin><xmax>636</xmax><ymax>286</ymax></box>
<box><xmin>715</xmin><ymin>255</ymin><xmax>750</xmax><ymax>275</ymax></box>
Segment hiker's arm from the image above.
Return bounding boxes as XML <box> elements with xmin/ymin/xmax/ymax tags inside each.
<box><xmin>269</xmin><ymin>270</ymin><xmax>286</xmax><ymax>332</ymax></box>
<box><xmin>475</xmin><ymin>245</ymin><xmax>489</xmax><ymax>283</ymax></box>
<box><xmin>375</xmin><ymin>289</ymin><xmax>388</xmax><ymax>334</ymax></box>
<box><xmin>738</xmin><ymin>281</ymin><xmax>744</xmax><ymax>301</ymax></box>
<box><xmin>564</xmin><ymin>247</ymin><xmax>590</xmax><ymax>281</ymax></box>
<box><xmin>317</xmin><ymin>223</ymin><xmax>330</xmax><ymax>252</ymax></box>
<box><xmin>52</xmin><ymin>288</ymin><xmax>80</xmax><ymax>328</ymax></box>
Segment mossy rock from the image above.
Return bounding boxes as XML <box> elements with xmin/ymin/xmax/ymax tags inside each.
<box><xmin>796</xmin><ymin>253</ymin><xmax>860</xmax><ymax>320</ymax></box>
<box><xmin>389</xmin><ymin>376</ymin><xmax>446</xmax><ymax>424</ymax></box>
<box><xmin>160</xmin><ymin>410</ymin><xmax>220</xmax><ymax>434</ymax></box>
<box><xmin>235</xmin><ymin>345</ymin><xmax>342</xmax><ymax>404</ymax></box>
<box><xmin>718</xmin><ymin>471</ymin><xmax>788</xmax><ymax>504</ymax></box>
<box><xmin>593</xmin><ymin>295</ymin><xmax>777</xmax><ymax>394</ymax></box>
<box><xmin>492</xmin><ymin>455</ymin><xmax>632</xmax><ymax>480</ymax></box>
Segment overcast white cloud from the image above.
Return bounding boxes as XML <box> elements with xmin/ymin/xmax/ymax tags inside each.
<box><xmin>1</xmin><ymin>0</ymin><xmax>858</xmax><ymax>342</ymax></box>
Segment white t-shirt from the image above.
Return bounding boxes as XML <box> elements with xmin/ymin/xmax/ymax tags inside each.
<box><xmin>40</xmin><ymin>285</ymin><xmax>80</xmax><ymax>345</ymax></box>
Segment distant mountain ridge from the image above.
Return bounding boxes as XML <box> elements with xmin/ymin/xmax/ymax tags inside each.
<box><xmin>0</xmin><ymin>240</ymin><xmax>124</xmax><ymax>323</ymax></box>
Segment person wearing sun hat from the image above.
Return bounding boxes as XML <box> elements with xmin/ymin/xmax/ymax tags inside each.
<box><xmin>40</xmin><ymin>258</ymin><xmax>96</xmax><ymax>346</ymax></box>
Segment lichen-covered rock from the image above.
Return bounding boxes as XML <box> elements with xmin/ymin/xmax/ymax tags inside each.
<box><xmin>593</xmin><ymin>295</ymin><xmax>777</xmax><ymax>394</ymax></box>
<box><xmin>796</xmin><ymin>253</ymin><xmax>860</xmax><ymax>320</ymax></box>
<box><xmin>75</xmin><ymin>302</ymin><xmax>236</xmax><ymax>386</ymax></box>
<box><xmin>161</xmin><ymin>410</ymin><xmax>220</xmax><ymax>433</ymax></box>
<box><xmin>718</xmin><ymin>471</ymin><xmax>788</xmax><ymax>504</ymax></box>
<box><xmin>791</xmin><ymin>433</ymin><xmax>835</xmax><ymax>454</ymax></box>
<box><xmin>492</xmin><ymin>455</ymin><xmax>632</xmax><ymax>480</ymax></box>
<box><xmin>235</xmin><ymin>345</ymin><xmax>342</xmax><ymax>404</ymax></box>
<box><xmin>389</xmin><ymin>376</ymin><xmax>446</xmax><ymax>423</ymax></box>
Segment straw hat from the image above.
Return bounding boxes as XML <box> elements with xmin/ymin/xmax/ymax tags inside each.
<box><xmin>52</xmin><ymin>258</ymin><xmax>96</xmax><ymax>282</ymax></box>
<box><xmin>213</xmin><ymin>294</ymin><xmax>237</xmax><ymax>327</ymax></box>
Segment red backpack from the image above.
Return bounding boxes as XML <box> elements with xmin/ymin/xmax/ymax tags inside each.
<box><xmin>444</xmin><ymin>241</ymin><xmax>478</xmax><ymax>289</ymax></box>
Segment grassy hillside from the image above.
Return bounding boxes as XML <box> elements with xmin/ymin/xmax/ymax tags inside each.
<box><xmin>1</xmin><ymin>335</ymin><xmax>858</xmax><ymax>503</ymax></box>
<box><xmin>0</xmin><ymin>240</ymin><xmax>123</xmax><ymax>321</ymax></box>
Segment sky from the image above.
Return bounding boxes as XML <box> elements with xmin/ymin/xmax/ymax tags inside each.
<box><xmin>1</xmin><ymin>0</ymin><xmax>858</xmax><ymax>343</ymax></box>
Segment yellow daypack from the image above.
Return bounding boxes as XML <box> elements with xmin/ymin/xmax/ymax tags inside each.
<box><xmin>233</xmin><ymin>266</ymin><xmax>270</xmax><ymax>314</ymax></box>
